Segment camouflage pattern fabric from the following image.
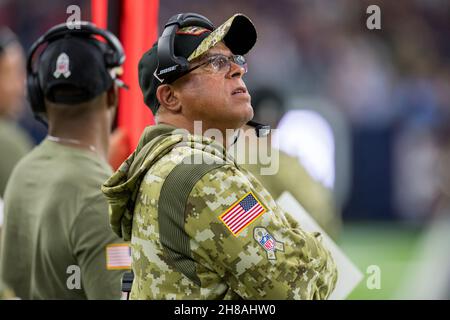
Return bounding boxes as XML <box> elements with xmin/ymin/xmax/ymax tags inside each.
<box><xmin>102</xmin><ymin>124</ymin><xmax>338</xmax><ymax>300</ymax></box>
<box><xmin>243</xmin><ymin>149</ymin><xmax>341</xmax><ymax>239</ymax></box>
<box><xmin>188</xmin><ymin>13</ymin><xmax>253</xmax><ymax>61</ymax></box>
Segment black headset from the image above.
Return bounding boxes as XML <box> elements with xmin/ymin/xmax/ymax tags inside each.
<box><xmin>155</xmin><ymin>13</ymin><xmax>270</xmax><ymax>137</ymax></box>
<box><xmin>26</xmin><ymin>21</ymin><xmax>125</xmax><ymax>118</ymax></box>
<box><xmin>155</xmin><ymin>13</ymin><xmax>214</xmax><ymax>83</ymax></box>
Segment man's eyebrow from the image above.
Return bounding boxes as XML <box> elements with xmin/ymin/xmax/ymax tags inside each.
<box><xmin>202</xmin><ymin>52</ymin><xmax>228</xmax><ymax>59</ymax></box>
<box><xmin>190</xmin><ymin>53</ymin><xmax>219</xmax><ymax>65</ymax></box>
<box><xmin>190</xmin><ymin>52</ymin><xmax>230</xmax><ymax>65</ymax></box>
<box><xmin>201</xmin><ymin>53</ymin><xmax>219</xmax><ymax>60</ymax></box>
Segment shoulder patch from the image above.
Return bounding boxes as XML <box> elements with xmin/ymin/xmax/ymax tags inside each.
<box><xmin>106</xmin><ymin>243</ymin><xmax>132</xmax><ymax>270</ymax></box>
<box><xmin>219</xmin><ymin>191</ymin><xmax>267</xmax><ymax>236</ymax></box>
<box><xmin>254</xmin><ymin>227</ymin><xmax>284</xmax><ymax>260</ymax></box>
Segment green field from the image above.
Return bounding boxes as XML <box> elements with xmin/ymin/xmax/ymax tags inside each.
<box><xmin>338</xmin><ymin>222</ymin><xmax>423</xmax><ymax>299</ymax></box>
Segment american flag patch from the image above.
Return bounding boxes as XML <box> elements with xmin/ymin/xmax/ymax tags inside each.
<box><xmin>219</xmin><ymin>192</ymin><xmax>267</xmax><ymax>236</ymax></box>
<box><xmin>106</xmin><ymin>243</ymin><xmax>132</xmax><ymax>270</ymax></box>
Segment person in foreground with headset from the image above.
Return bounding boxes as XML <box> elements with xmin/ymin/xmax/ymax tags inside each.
<box><xmin>0</xmin><ymin>22</ymin><xmax>130</xmax><ymax>299</ymax></box>
<box><xmin>102</xmin><ymin>12</ymin><xmax>337</xmax><ymax>300</ymax></box>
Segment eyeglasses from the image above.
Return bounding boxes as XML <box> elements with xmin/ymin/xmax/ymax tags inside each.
<box><xmin>186</xmin><ymin>54</ymin><xmax>248</xmax><ymax>76</ymax></box>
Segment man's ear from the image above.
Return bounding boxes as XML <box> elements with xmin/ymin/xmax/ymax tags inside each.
<box><xmin>106</xmin><ymin>84</ymin><xmax>119</xmax><ymax>110</ymax></box>
<box><xmin>156</xmin><ymin>84</ymin><xmax>181</xmax><ymax>113</ymax></box>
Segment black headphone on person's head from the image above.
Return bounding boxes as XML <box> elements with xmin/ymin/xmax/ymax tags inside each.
<box><xmin>155</xmin><ymin>13</ymin><xmax>270</xmax><ymax>137</ymax></box>
<box><xmin>26</xmin><ymin>21</ymin><xmax>125</xmax><ymax>117</ymax></box>
<box><xmin>155</xmin><ymin>13</ymin><xmax>214</xmax><ymax>83</ymax></box>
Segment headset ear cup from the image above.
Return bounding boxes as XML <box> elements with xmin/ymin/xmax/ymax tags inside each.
<box><xmin>27</xmin><ymin>73</ymin><xmax>45</xmax><ymax>114</ymax></box>
<box><xmin>177</xmin><ymin>57</ymin><xmax>189</xmax><ymax>73</ymax></box>
<box><xmin>104</xmin><ymin>50</ymin><xmax>118</xmax><ymax>68</ymax></box>
<box><xmin>95</xmin><ymin>41</ymin><xmax>119</xmax><ymax>68</ymax></box>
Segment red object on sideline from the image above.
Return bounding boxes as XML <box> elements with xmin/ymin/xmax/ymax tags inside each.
<box><xmin>91</xmin><ymin>0</ymin><xmax>159</xmax><ymax>168</ymax></box>
<box><xmin>91</xmin><ymin>0</ymin><xmax>108</xmax><ymax>29</ymax></box>
<box><xmin>108</xmin><ymin>128</ymin><xmax>130</xmax><ymax>170</ymax></box>
<box><xmin>119</xmin><ymin>0</ymin><xmax>158</xmax><ymax>152</ymax></box>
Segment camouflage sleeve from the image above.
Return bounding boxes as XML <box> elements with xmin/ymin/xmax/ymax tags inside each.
<box><xmin>70</xmin><ymin>196</ymin><xmax>125</xmax><ymax>299</ymax></box>
<box><xmin>185</xmin><ymin>165</ymin><xmax>338</xmax><ymax>300</ymax></box>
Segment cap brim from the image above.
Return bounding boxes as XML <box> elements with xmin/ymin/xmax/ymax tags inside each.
<box><xmin>187</xmin><ymin>13</ymin><xmax>257</xmax><ymax>61</ymax></box>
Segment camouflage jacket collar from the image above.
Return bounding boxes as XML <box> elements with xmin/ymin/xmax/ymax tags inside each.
<box><xmin>102</xmin><ymin>124</ymin><xmax>235</xmax><ymax>240</ymax></box>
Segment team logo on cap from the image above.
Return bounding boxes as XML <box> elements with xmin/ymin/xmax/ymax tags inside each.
<box><xmin>53</xmin><ymin>52</ymin><xmax>71</xmax><ymax>79</ymax></box>
<box><xmin>176</xmin><ymin>26</ymin><xmax>210</xmax><ymax>36</ymax></box>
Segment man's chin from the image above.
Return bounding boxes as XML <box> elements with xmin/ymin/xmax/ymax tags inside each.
<box><xmin>244</xmin><ymin>105</ymin><xmax>254</xmax><ymax>124</ymax></box>
<box><xmin>209</xmin><ymin>105</ymin><xmax>253</xmax><ymax>130</ymax></box>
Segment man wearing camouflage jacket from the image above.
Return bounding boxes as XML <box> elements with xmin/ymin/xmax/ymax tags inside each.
<box><xmin>102</xmin><ymin>13</ymin><xmax>337</xmax><ymax>300</ymax></box>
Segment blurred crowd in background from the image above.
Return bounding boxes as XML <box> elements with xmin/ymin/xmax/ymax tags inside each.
<box><xmin>2</xmin><ymin>0</ymin><xmax>449</xmax><ymax>225</ymax></box>
<box><xmin>1</xmin><ymin>0</ymin><xmax>450</xmax><ymax>300</ymax></box>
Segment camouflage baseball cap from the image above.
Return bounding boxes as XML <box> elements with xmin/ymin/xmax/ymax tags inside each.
<box><xmin>138</xmin><ymin>13</ymin><xmax>257</xmax><ymax>114</ymax></box>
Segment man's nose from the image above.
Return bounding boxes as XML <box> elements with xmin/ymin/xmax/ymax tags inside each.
<box><xmin>227</xmin><ymin>60</ymin><xmax>246</xmax><ymax>79</ymax></box>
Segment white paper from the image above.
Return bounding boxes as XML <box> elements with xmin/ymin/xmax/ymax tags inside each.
<box><xmin>277</xmin><ymin>191</ymin><xmax>363</xmax><ymax>300</ymax></box>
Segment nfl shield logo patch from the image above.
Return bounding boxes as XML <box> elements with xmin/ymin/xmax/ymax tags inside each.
<box><xmin>260</xmin><ymin>234</ymin><xmax>275</xmax><ymax>251</ymax></box>
<box><xmin>254</xmin><ymin>227</ymin><xmax>284</xmax><ymax>260</ymax></box>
